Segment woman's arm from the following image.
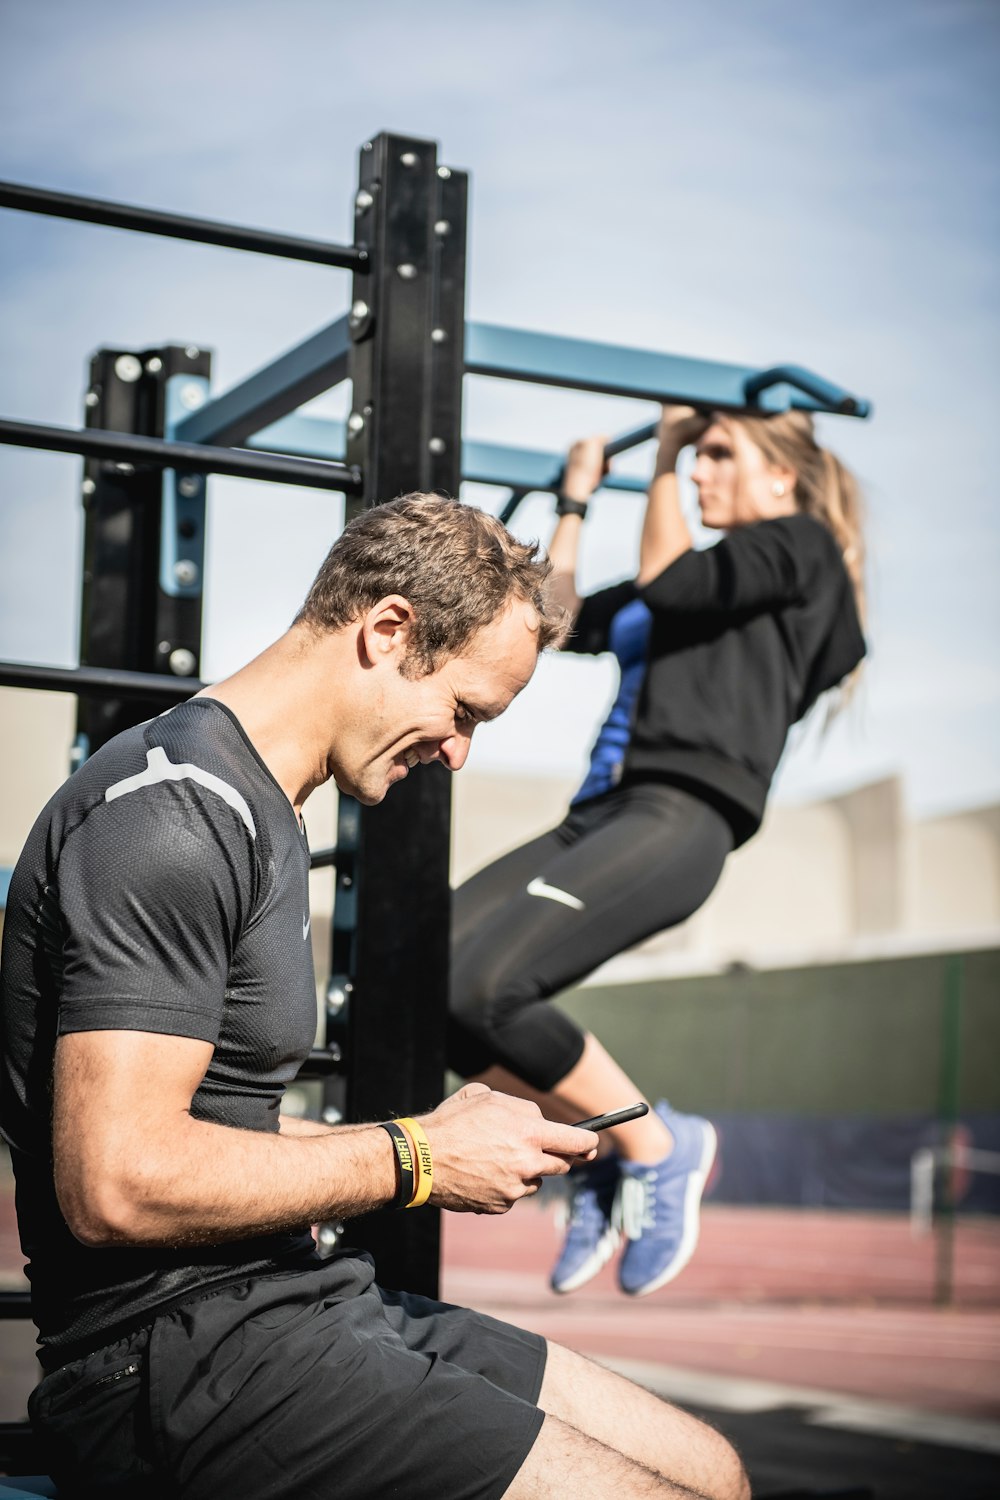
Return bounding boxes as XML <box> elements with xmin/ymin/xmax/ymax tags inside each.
<box><xmin>636</xmin><ymin>406</ymin><xmax>708</xmax><ymax>586</ymax></box>
<box><xmin>546</xmin><ymin>436</ymin><xmax>607</xmax><ymax>621</ymax></box>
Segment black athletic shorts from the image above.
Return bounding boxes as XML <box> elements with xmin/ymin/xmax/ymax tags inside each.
<box><xmin>29</xmin><ymin>1254</ymin><xmax>547</xmax><ymax>1499</ymax></box>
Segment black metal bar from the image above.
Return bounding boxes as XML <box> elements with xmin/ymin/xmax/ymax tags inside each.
<box><xmin>604</xmin><ymin>420</ymin><xmax>659</xmax><ymax>458</ymax></box>
<box><xmin>0</xmin><ymin>416</ymin><xmax>363</xmax><ymax>493</ymax></box>
<box><xmin>309</xmin><ymin>846</ymin><xmax>338</xmax><ymax>869</ymax></box>
<box><xmin>0</xmin><ymin>180</ymin><xmax>367</xmax><ymax>271</ymax></box>
<box><xmin>0</xmin><ymin>660</ymin><xmax>204</xmax><ymax>701</ymax></box>
<box><xmin>334</xmin><ymin>133</ymin><xmax>455</xmax><ymax>1298</ymax></box>
<box><xmin>498</xmin><ymin>487</ymin><xmax>530</xmax><ymax>526</ymax></box>
<box><xmin>499</xmin><ymin>421</ymin><xmax>659</xmax><ymax>525</ymax></box>
<box><xmin>174</xmin><ymin>316</ymin><xmax>351</xmax><ymax>448</ymax></box>
<box><xmin>0</xmin><ymin>1290</ymin><xmax>30</xmax><ymax>1318</ymax></box>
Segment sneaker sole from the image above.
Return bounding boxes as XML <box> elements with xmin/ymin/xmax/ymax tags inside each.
<box><xmin>551</xmin><ymin>1224</ymin><xmax>621</xmax><ymax>1295</ymax></box>
<box><xmin>620</xmin><ymin>1120</ymin><xmax>717</xmax><ymax>1298</ymax></box>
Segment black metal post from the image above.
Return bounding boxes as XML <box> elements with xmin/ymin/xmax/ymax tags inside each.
<box><xmin>325</xmin><ymin>134</ymin><xmax>467</xmax><ymax>1297</ymax></box>
<box><xmin>75</xmin><ymin>345</ymin><xmax>210</xmax><ymax>753</ymax></box>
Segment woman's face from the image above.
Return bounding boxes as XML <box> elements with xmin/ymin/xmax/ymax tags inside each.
<box><xmin>690</xmin><ymin>420</ymin><xmax>796</xmax><ymax>530</ymax></box>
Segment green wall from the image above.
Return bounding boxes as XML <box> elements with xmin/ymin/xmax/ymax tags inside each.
<box><xmin>557</xmin><ymin>949</ymin><xmax>1000</xmax><ymax>1118</ymax></box>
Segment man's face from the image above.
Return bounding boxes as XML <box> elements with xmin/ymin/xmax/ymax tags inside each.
<box><xmin>333</xmin><ymin>598</ymin><xmax>541</xmax><ymax>805</ymax></box>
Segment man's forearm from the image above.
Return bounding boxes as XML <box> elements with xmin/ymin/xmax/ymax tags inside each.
<box><xmin>59</xmin><ymin>1110</ymin><xmax>398</xmax><ymax>1248</ymax></box>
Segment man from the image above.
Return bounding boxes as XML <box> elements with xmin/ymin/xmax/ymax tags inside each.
<box><xmin>1</xmin><ymin>495</ymin><xmax>749</xmax><ymax>1499</ymax></box>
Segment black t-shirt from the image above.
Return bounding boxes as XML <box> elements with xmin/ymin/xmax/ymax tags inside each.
<box><xmin>0</xmin><ymin>699</ymin><xmax>320</xmax><ymax>1355</ymax></box>
<box><xmin>629</xmin><ymin>512</ymin><xmax>866</xmax><ymax>843</ymax></box>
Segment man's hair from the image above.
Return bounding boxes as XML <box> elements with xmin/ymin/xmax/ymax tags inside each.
<box><xmin>295</xmin><ymin>493</ymin><xmax>567</xmax><ymax>675</ymax></box>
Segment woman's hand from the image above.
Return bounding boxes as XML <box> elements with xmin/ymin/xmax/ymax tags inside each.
<box><xmin>654</xmin><ymin>405</ymin><xmax>710</xmax><ymax>475</ymax></box>
<box><xmin>562</xmin><ymin>435</ymin><xmax>608</xmax><ymax>502</ymax></box>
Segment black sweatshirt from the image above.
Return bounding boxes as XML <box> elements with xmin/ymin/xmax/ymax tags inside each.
<box><xmin>627</xmin><ymin>512</ymin><xmax>866</xmax><ymax>845</ymax></box>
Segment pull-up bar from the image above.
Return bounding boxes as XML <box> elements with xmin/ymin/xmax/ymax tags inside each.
<box><xmin>0</xmin><ymin>417</ymin><xmax>363</xmax><ymax>494</ymax></box>
<box><xmin>0</xmin><ymin>180</ymin><xmax>368</xmax><ymax>271</ymax></box>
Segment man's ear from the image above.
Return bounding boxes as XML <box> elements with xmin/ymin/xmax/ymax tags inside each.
<box><xmin>359</xmin><ymin>595</ymin><xmax>415</xmax><ymax>667</ymax></box>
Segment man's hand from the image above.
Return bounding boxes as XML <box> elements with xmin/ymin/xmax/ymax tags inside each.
<box><xmin>417</xmin><ymin>1083</ymin><xmax>598</xmax><ymax>1214</ymax></box>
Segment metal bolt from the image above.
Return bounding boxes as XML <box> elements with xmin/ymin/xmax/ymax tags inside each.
<box><xmin>114</xmin><ymin>354</ymin><xmax>142</xmax><ymax>383</ymax></box>
<box><xmin>434</xmin><ymin>219</ymin><xmax>451</xmax><ymax>236</ymax></box>
<box><xmin>431</xmin><ymin>328</ymin><xmax>448</xmax><ymax>344</ymax></box>
<box><xmin>145</xmin><ymin>356</ymin><xmax>163</xmax><ymax>375</ymax></box>
<box><xmin>168</xmin><ymin>647</ymin><xmax>197</xmax><ymax>676</ymax></box>
<box><xmin>437</xmin><ymin>166</ymin><xmax>452</xmax><ymax>179</ymax></box>
<box><xmin>82</xmin><ymin>477</ymin><xmax>96</xmax><ymax>495</ymax></box>
<box><xmin>173</xmin><ymin>560</ymin><xmax>200</xmax><ymax>588</ymax></box>
<box><xmin>179</xmin><ymin>383</ymin><xmax>205</xmax><ymax>411</ymax></box>
<box><xmin>340</xmin><ymin>873</ymin><xmax>353</xmax><ymax>888</ymax></box>
<box><xmin>327</xmin><ymin>983</ymin><xmax>348</xmax><ymax>1015</ymax></box>
<box><xmin>400</xmin><ymin>151</ymin><xmax>419</xmax><ymax>167</ymax></box>
<box><xmin>396</xmin><ymin>263</ymin><xmax>417</xmax><ymax>280</ymax></box>
<box><xmin>347</xmin><ymin>412</ymin><xmax>365</xmax><ymax>436</ymax></box>
<box><xmin>322</xmin><ymin>1106</ymin><xmax>343</xmax><ymax>1125</ymax></box>
<box><xmin>157</xmin><ymin>640</ymin><xmax>171</xmax><ymax>655</ymax></box>
<box><xmin>84</xmin><ymin>391</ymin><xmax>99</xmax><ymax>409</ymax></box>
<box><xmin>349</xmin><ymin>299</ymin><xmax>370</xmax><ymax>323</ymax></box>
<box><xmin>185</xmin><ymin>345</ymin><xmax>200</xmax><ymax>360</ymax></box>
<box><xmin>178</xmin><ymin>474</ymin><xmax>200</xmax><ymax>497</ymax></box>
<box><xmin>429</xmin><ymin>437</ymin><xmax>446</xmax><ymax>454</ymax></box>
<box><xmin>355</xmin><ymin>189</ymin><xmax>374</xmax><ymax>212</ymax></box>
<box><xmin>362</xmin><ymin>141</ymin><xmax>373</xmax><ymax>152</ymax></box>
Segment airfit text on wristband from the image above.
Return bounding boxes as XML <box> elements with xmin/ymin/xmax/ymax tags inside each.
<box><xmin>394</xmin><ymin>1117</ymin><xmax>433</xmax><ymax>1208</ymax></box>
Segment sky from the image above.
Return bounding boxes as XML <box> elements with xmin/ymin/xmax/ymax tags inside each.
<box><xmin>0</xmin><ymin>0</ymin><xmax>997</xmax><ymax>818</ymax></box>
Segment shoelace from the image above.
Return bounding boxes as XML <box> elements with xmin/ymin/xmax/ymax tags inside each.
<box><xmin>614</xmin><ymin>1171</ymin><xmax>656</xmax><ymax>1241</ymax></box>
<box><xmin>566</xmin><ymin>1180</ymin><xmax>604</xmax><ymax>1230</ymax></box>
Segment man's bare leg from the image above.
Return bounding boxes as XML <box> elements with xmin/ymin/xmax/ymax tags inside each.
<box><xmin>504</xmin><ymin>1342</ymin><xmax>750</xmax><ymax>1499</ymax></box>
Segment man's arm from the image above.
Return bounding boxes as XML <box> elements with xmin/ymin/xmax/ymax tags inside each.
<box><xmin>54</xmin><ymin>1030</ymin><xmax>596</xmax><ymax>1247</ymax></box>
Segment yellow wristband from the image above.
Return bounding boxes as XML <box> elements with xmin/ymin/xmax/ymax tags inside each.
<box><xmin>395</xmin><ymin>1117</ymin><xmax>433</xmax><ymax>1208</ymax></box>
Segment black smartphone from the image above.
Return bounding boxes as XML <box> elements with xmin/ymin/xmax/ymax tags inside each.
<box><xmin>572</xmin><ymin>1103</ymin><xmax>649</xmax><ymax>1132</ymax></box>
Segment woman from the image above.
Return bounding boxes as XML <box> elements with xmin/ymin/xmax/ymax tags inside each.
<box><xmin>449</xmin><ymin>404</ymin><xmax>867</xmax><ymax>1297</ymax></box>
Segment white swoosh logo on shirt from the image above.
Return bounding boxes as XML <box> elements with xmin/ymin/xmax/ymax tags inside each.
<box><xmin>526</xmin><ymin>877</ymin><xmax>585</xmax><ymax>911</ymax></box>
<box><xmin>303</xmin><ymin>915</ymin><xmax>311</xmax><ymax>939</ymax></box>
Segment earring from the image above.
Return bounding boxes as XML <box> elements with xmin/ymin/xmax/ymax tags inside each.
<box><xmin>771</xmin><ymin>481</ymin><xmax>786</xmax><ymax>498</ymax></box>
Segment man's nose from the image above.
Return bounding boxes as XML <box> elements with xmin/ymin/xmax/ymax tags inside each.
<box><xmin>437</xmin><ymin>731</ymin><xmax>472</xmax><ymax>772</ymax></box>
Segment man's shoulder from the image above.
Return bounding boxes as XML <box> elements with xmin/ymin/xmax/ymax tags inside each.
<box><xmin>47</xmin><ymin>701</ymin><xmax>268</xmax><ymax>859</ymax></box>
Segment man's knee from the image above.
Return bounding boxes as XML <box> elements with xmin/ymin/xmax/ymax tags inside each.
<box><xmin>537</xmin><ymin>1342</ymin><xmax>750</xmax><ymax>1500</ymax></box>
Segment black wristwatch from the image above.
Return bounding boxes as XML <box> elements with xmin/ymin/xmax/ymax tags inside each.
<box><xmin>554</xmin><ymin>493</ymin><xmax>589</xmax><ymax>519</ymax></box>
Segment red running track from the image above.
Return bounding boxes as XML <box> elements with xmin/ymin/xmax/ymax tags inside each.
<box><xmin>441</xmin><ymin>1202</ymin><xmax>1000</xmax><ymax>1422</ymax></box>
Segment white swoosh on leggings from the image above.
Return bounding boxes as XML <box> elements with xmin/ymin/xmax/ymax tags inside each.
<box><xmin>526</xmin><ymin>877</ymin><xmax>585</xmax><ymax>911</ymax></box>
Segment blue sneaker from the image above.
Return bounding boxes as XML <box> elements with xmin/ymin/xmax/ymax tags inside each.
<box><xmin>550</xmin><ymin>1152</ymin><xmax>621</xmax><ymax>1294</ymax></box>
<box><xmin>615</xmin><ymin>1102</ymin><xmax>716</xmax><ymax>1297</ymax></box>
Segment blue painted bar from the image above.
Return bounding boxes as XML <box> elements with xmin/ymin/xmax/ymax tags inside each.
<box><xmin>247</xmin><ymin>417</ymin><xmax>649</xmax><ymax>494</ymax></box>
<box><xmin>180</xmin><ymin>317</ymin><xmax>869</xmax><ymax>461</ymax></box>
<box><xmin>461</xmin><ymin>438</ymin><xmax>647</xmax><ymax>493</ymax></box>
<box><xmin>464</xmin><ymin>323</ymin><xmax>870</xmax><ymax>418</ymax></box>
<box><xmin>174</xmin><ymin>315</ymin><xmax>351</xmax><ymax>447</ymax></box>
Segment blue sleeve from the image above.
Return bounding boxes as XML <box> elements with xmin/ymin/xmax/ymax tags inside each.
<box><xmin>563</xmin><ymin>580</ymin><xmax>638</xmax><ymax>655</ymax></box>
<box><xmin>55</xmin><ymin>782</ymin><xmax>258</xmax><ymax>1043</ymax></box>
<box><xmin>639</xmin><ymin>514</ymin><xmax>842</xmax><ymax>618</ymax></box>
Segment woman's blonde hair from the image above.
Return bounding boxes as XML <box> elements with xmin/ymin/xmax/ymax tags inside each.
<box><xmin>720</xmin><ymin>408</ymin><xmax>866</xmax><ymax>626</ymax></box>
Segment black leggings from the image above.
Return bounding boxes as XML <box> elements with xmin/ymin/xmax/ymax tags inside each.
<box><xmin>448</xmin><ymin>780</ymin><xmax>734</xmax><ymax>1091</ymax></box>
